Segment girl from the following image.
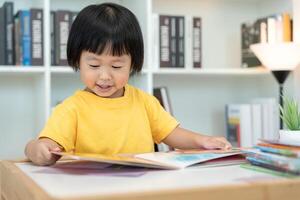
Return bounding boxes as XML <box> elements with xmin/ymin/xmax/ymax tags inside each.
<box><xmin>25</xmin><ymin>3</ymin><xmax>231</xmax><ymax>166</ymax></box>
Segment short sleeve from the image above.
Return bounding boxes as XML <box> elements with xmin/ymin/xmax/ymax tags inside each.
<box><xmin>38</xmin><ymin>100</ymin><xmax>77</xmax><ymax>152</ymax></box>
<box><xmin>144</xmin><ymin>94</ymin><xmax>179</xmax><ymax>143</ymax></box>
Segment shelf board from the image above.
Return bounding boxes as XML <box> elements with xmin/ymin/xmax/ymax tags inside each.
<box><xmin>152</xmin><ymin>67</ymin><xmax>270</xmax><ymax>75</ymax></box>
<box><xmin>50</xmin><ymin>66</ymin><xmax>74</xmax><ymax>73</ymax></box>
<box><xmin>0</xmin><ymin>66</ymin><xmax>45</xmax><ymax>74</ymax></box>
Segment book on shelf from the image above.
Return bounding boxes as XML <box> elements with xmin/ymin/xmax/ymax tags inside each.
<box><xmin>241</xmin><ymin>13</ymin><xmax>292</xmax><ymax>68</ymax></box>
<box><xmin>0</xmin><ymin>2</ymin><xmax>14</xmax><ymax>65</ymax></box>
<box><xmin>225</xmin><ymin>98</ymin><xmax>279</xmax><ymax>148</ymax></box>
<box><xmin>153</xmin><ymin>86</ymin><xmax>172</xmax><ymax>114</ymax></box>
<box><xmin>192</xmin><ymin>17</ymin><xmax>201</xmax><ymax>68</ymax></box>
<box><xmin>30</xmin><ymin>9</ymin><xmax>43</xmax><ymax>66</ymax></box>
<box><xmin>52</xmin><ymin>149</ymin><xmax>243</xmax><ymax>170</ymax></box>
<box><xmin>54</xmin><ymin>10</ymin><xmax>71</xmax><ymax>66</ymax></box>
<box><xmin>225</xmin><ymin>104</ymin><xmax>252</xmax><ymax>147</ymax></box>
<box><xmin>241</xmin><ymin>22</ymin><xmax>261</xmax><ymax>68</ymax></box>
<box><xmin>154</xmin><ymin>14</ymin><xmax>201</xmax><ymax>69</ymax></box>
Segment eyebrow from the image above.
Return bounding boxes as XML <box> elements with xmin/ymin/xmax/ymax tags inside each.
<box><xmin>85</xmin><ymin>55</ymin><xmax>125</xmax><ymax>62</ymax></box>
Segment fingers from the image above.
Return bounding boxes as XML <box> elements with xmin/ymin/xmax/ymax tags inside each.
<box><xmin>31</xmin><ymin>140</ymin><xmax>62</xmax><ymax>166</ymax></box>
<box><xmin>202</xmin><ymin>136</ymin><xmax>232</xmax><ymax>150</ymax></box>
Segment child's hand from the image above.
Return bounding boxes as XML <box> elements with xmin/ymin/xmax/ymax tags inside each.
<box><xmin>25</xmin><ymin>138</ymin><xmax>62</xmax><ymax>166</ymax></box>
<box><xmin>198</xmin><ymin>136</ymin><xmax>232</xmax><ymax>150</ymax></box>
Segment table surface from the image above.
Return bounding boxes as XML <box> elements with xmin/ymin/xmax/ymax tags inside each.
<box><xmin>14</xmin><ymin>162</ymin><xmax>286</xmax><ymax>199</ymax></box>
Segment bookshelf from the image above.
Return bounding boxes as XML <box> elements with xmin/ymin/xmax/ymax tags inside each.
<box><xmin>0</xmin><ymin>0</ymin><xmax>299</xmax><ymax>159</ymax></box>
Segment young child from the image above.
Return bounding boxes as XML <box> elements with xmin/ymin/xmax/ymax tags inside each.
<box><xmin>25</xmin><ymin>3</ymin><xmax>232</xmax><ymax>166</ymax></box>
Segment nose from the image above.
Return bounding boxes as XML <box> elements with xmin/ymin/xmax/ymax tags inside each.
<box><xmin>98</xmin><ymin>67</ymin><xmax>111</xmax><ymax>81</ymax></box>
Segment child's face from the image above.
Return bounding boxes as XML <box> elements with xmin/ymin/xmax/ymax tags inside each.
<box><xmin>79</xmin><ymin>50</ymin><xmax>131</xmax><ymax>98</ymax></box>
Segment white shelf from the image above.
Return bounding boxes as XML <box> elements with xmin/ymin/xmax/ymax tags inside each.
<box><xmin>50</xmin><ymin>66</ymin><xmax>74</xmax><ymax>73</ymax></box>
<box><xmin>0</xmin><ymin>66</ymin><xmax>45</xmax><ymax>74</ymax></box>
<box><xmin>152</xmin><ymin>67</ymin><xmax>270</xmax><ymax>75</ymax></box>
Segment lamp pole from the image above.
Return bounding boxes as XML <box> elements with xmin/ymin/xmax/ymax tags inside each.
<box><xmin>271</xmin><ymin>70</ymin><xmax>290</xmax><ymax>129</ymax></box>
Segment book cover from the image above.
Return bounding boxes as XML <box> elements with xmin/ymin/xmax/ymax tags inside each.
<box><xmin>52</xmin><ymin>150</ymin><xmax>242</xmax><ymax>170</ymax></box>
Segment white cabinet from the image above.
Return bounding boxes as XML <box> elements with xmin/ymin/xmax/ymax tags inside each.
<box><xmin>0</xmin><ymin>0</ymin><xmax>298</xmax><ymax>159</ymax></box>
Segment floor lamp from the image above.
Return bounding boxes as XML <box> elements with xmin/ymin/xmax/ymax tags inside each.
<box><xmin>250</xmin><ymin>42</ymin><xmax>300</xmax><ymax>129</ymax></box>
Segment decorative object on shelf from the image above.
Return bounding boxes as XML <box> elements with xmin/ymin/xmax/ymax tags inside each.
<box><xmin>279</xmin><ymin>96</ymin><xmax>300</xmax><ymax>143</ymax></box>
<box><xmin>250</xmin><ymin>42</ymin><xmax>300</xmax><ymax>129</ymax></box>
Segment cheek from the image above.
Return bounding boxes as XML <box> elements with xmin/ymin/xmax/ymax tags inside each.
<box><xmin>80</xmin><ymin>70</ymin><xmax>97</xmax><ymax>85</ymax></box>
<box><xmin>115</xmin><ymin>73</ymin><xmax>130</xmax><ymax>85</ymax></box>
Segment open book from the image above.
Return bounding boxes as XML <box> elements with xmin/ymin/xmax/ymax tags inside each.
<box><xmin>52</xmin><ymin>149</ymin><xmax>243</xmax><ymax>170</ymax></box>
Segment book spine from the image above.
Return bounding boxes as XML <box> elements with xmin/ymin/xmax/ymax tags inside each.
<box><xmin>4</xmin><ymin>2</ymin><xmax>14</xmax><ymax>65</ymax></box>
<box><xmin>50</xmin><ymin>11</ymin><xmax>55</xmax><ymax>65</ymax></box>
<box><xmin>267</xmin><ymin>16</ymin><xmax>276</xmax><ymax>43</ymax></box>
<box><xmin>55</xmin><ymin>10</ymin><xmax>70</xmax><ymax>66</ymax></box>
<box><xmin>30</xmin><ymin>9</ymin><xmax>43</xmax><ymax>66</ymax></box>
<box><xmin>282</xmin><ymin>13</ymin><xmax>292</xmax><ymax>42</ymax></box>
<box><xmin>14</xmin><ymin>11</ymin><xmax>21</xmax><ymax>66</ymax></box>
<box><xmin>241</xmin><ymin>22</ymin><xmax>261</xmax><ymax>68</ymax></box>
<box><xmin>225</xmin><ymin>105</ymin><xmax>240</xmax><ymax>147</ymax></box>
<box><xmin>184</xmin><ymin>15</ymin><xmax>192</xmax><ymax>69</ymax></box>
<box><xmin>0</xmin><ymin>7</ymin><xmax>5</xmax><ymax>65</ymax></box>
<box><xmin>176</xmin><ymin>16</ymin><xmax>184</xmax><ymax>68</ymax></box>
<box><xmin>192</xmin><ymin>17</ymin><xmax>201</xmax><ymax>68</ymax></box>
<box><xmin>159</xmin><ymin>15</ymin><xmax>171</xmax><ymax>68</ymax></box>
<box><xmin>170</xmin><ymin>16</ymin><xmax>177</xmax><ymax>67</ymax></box>
<box><xmin>21</xmin><ymin>10</ymin><xmax>31</xmax><ymax>66</ymax></box>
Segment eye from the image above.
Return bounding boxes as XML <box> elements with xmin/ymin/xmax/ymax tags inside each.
<box><xmin>89</xmin><ymin>64</ymin><xmax>99</xmax><ymax>68</ymax></box>
<box><xmin>112</xmin><ymin>66</ymin><xmax>122</xmax><ymax>69</ymax></box>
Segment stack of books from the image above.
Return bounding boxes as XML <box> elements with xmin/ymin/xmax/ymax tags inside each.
<box><xmin>243</xmin><ymin>139</ymin><xmax>300</xmax><ymax>176</ymax></box>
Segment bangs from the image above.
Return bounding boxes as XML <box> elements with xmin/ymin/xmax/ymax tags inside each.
<box><xmin>86</xmin><ymin>37</ymin><xmax>131</xmax><ymax>57</ymax></box>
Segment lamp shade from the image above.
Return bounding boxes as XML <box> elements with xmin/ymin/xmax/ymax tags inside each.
<box><xmin>250</xmin><ymin>42</ymin><xmax>300</xmax><ymax>71</ymax></box>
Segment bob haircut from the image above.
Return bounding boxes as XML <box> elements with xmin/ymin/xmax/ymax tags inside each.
<box><xmin>67</xmin><ymin>3</ymin><xmax>144</xmax><ymax>74</ymax></box>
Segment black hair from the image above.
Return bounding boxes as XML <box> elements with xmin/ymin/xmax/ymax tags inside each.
<box><xmin>67</xmin><ymin>3</ymin><xmax>144</xmax><ymax>74</ymax></box>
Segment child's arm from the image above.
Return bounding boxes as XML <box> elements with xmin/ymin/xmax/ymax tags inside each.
<box><xmin>25</xmin><ymin>138</ymin><xmax>62</xmax><ymax>166</ymax></box>
<box><xmin>162</xmin><ymin>127</ymin><xmax>232</xmax><ymax>150</ymax></box>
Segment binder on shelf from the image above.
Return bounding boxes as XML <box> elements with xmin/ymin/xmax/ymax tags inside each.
<box><xmin>30</xmin><ymin>9</ymin><xmax>43</xmax><ymax>66</ymax></box>
<box><xmin>50</xmin><ymin>11</ymin><xmax>55</xmax><ymax>66</ymax></box>
<box><xmin>4</xmin><ymin>2</ymin><xmax>14</xmax><ymax>65</ymax></box>
<box><xmin>192</xmin><ymin>17</ymin><xmax>201</xmax><ymax>68</ymax></box>
<box><xmin>176</xmin><ymin>16</ymin><xmax>184</xmax><ymax>68</ymax></box>
<box><xmin>159</xmin><ymin>15</ymin><xmax>172</xmax><ymax>68</ymax></box>
<box><xmin>0</xmin><ymin>2</ymin><xmax>14</xmax><ymax>65</ymax></box>
<box><xmin>20</xmin><ymin>10</ymin><xmax>31</xmax><ymax>66</ymax></box>
<box><xmin>54</xmin><ymin>10</ymin><xmax>71</xmax><ymax>66</ymax></box>
<box><xmin>0</xmin><ymin>5</ymin><xmax>5</xmax><ymax>65</ymax></box>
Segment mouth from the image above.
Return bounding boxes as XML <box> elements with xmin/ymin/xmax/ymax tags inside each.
<box><xmin>96</xmin><ymin>84</ymin><xmax>113</xmax><ymax>92</ymax></box>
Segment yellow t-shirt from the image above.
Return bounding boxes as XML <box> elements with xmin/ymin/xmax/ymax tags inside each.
<box><xmin>39</xmin><ymin>84</ymin><xmax>179</xmax><ymax>154</ymax></box>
